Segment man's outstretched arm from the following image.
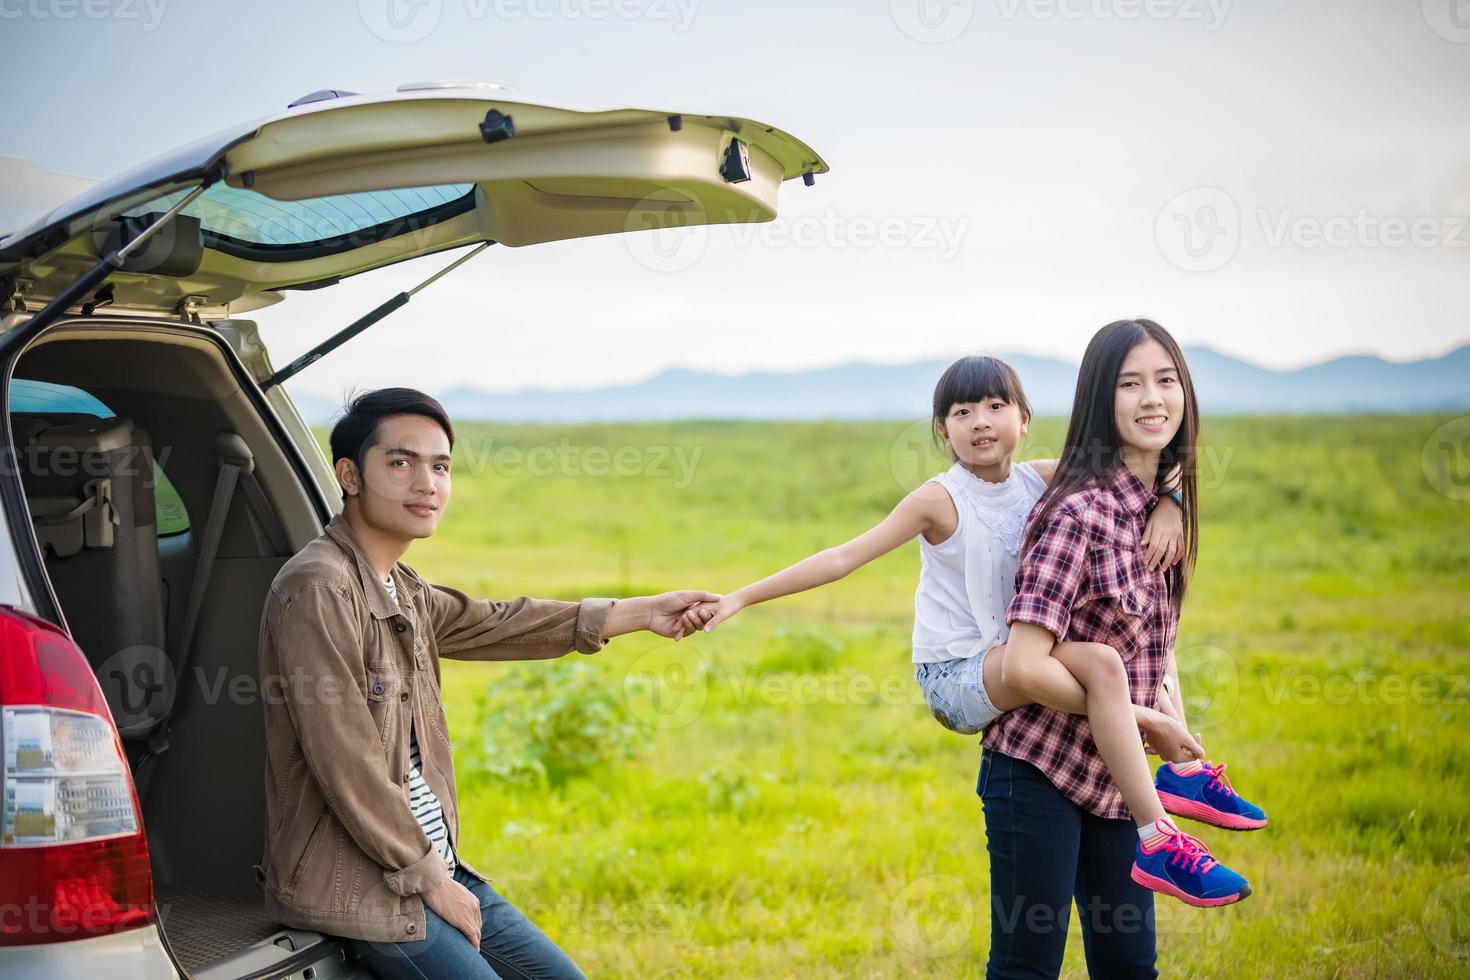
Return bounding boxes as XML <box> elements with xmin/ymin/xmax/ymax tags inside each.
<box><xmin>601</xmin><ymin>590</ymin><xmax>721</xmax><ymax>640</ymax></box>
<box><xmin>430</xmin><ymin>583</ymin><xmax>718</xmax><ymax>661</ymax></box>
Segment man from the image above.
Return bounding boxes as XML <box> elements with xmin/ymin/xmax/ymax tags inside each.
<box><xmin>255</xmin><ymin>388</ymin><xmax>713</xmax><ymax>979</ymax></box>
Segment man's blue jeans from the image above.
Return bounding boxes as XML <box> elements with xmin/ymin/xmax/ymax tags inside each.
<box><xmin>343</xmin><ymin>865</ymin><xmax>585</xmax><ymax>979</ymax></box>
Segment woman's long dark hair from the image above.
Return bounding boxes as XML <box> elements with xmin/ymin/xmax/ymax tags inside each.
<box><xmin>1020</xmin><ymin>319</ymin><xmax>1200</xmax><ymax>608</ymax></box>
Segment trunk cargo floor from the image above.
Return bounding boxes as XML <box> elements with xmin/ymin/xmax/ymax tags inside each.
<box><xmin>155</xmin><ymin>882</ymin><xmax>285</xmax><ymax>972</ymax></box>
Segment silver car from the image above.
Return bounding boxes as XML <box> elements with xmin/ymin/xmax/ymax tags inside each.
<box><xmin>0</xmin><ymin>84</ymin><xmax>825</xmax><ymax>979</ymax></box>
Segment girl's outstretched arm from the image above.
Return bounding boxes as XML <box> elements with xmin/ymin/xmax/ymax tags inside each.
<box><xmin>686</xmin><ymin>482</ymin><xmax>954</xmax><ymax>633</ymax></box>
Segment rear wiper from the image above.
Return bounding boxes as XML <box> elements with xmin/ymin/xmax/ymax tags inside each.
<box><xmin>2</xmin><ymin>184</ymin><xmax>208</xmax><ymax>352</ymax></box>
<box><xmin>260</xmin><ymin>241</ymin><xmax>494</xmax><ymax>392</ymax></box>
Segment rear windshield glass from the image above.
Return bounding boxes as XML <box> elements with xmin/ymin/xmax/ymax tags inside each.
<box><xmin>9</xmin><ymin>379</ymin><xmax>191</xmax><ymax>536</ymax></box>
<box><xmin>127</xmin><ymin>182</ymin><xmax>476</xmax><ymax>259</ymax></box>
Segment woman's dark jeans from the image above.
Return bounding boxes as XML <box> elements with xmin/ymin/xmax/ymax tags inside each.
<box><xmin>979</xmin><ymin>748</ymin><xmax>1159</xmax><ymax>979</ymax></box>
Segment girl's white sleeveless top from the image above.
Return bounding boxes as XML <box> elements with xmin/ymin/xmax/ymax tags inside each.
<box><xmin>911</xmin><ymin>461</ymin><xmax>1049</xmax><ymax>664</ymax></box>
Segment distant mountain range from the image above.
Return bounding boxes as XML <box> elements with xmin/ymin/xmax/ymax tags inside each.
<box><xmin>290</xmin><ymin>344</ymin><xmax>1470</xmax><ymax>425</ymax></box>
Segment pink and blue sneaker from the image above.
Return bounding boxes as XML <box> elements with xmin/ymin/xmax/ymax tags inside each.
<box><xmin>1156</xmin><ymin>761</ymin><xmax>1268</xmax><ymax>831</ymax></box>
<box><xmin>1132</xmin><ymin>818</ymin><xmax>1252</xmax><ymax>908</ymax></box>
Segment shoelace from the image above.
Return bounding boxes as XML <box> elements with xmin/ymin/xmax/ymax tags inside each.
<box><xmin>1203</xmin><ymin>761</ymin><xmax>1236</xmax><ymax>796</ymax></box>
<box><xmin>1162</xmin><ymin>826</ymin><xmax>1218</xmax><ymax>875</ymax></box>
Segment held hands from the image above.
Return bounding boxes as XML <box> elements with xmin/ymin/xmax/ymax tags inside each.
<box><xmin>613</xmin><ymin>590</ymin><xmax>728</xmax><ymax>641</ymax></box>
<box><xmin>1142</xmin><ymin>495</ymin><xmax>1185</xmax><ymax>570</ymax></box>
<box><xmin>679</xmin><ymin>593</ymin><xmax>745</xmax><ymax>636</ymax></box>
<box><xmin>645</xmin><ymin>590</ymin><xmax>723</xmax><ymax>640</ymax></box>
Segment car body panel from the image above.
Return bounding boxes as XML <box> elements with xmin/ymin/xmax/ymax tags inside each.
<box><xmin>2</xmin><ymin>91</ymin><xmax>828</xmax><ymax>318</ymax></box>
<box><xmin>0</xmin><ymin>923</ymin><xmax>178</xmax><ymax>980</ymax></box>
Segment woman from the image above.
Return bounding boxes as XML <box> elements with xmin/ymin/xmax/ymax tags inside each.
<box><xmin>982</xmin><ymin>319</ymin><xmax>1251</xmax><ymax>978</ymax></box>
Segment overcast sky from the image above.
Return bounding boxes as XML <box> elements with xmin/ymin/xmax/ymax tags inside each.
<box><xmin>3</xmin><ymin>0</ymin><xmax>1468</xmax><ymax>401</ymax></box>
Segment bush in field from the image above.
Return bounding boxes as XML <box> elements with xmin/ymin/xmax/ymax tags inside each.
<box><xmin>700</xmin><ymin>766</ymin><xmax>761</xmax><ymax>817</ymax></box>
<box><xmin>465</xmin><ymin>661</ymin><xmax>644</xmax><ymax>789</ymax></box>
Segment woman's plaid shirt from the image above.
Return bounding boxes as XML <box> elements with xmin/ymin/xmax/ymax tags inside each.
<box><xmin>983</xmin><ymin>465</ymin><xmax>1177</xmax><ymax>820</ymax></box>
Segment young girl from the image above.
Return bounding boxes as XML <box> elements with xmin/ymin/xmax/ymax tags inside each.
<box><xmin>683</xmin><ymin>349</ymin><xmax>1263</xmax><ymax>912</ymax></box>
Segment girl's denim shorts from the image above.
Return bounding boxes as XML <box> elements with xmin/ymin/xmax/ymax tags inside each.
<box><xmin>914</xmin><ymin>647</ymin><xmax>1003</xmax><ymax>735</ymax></box>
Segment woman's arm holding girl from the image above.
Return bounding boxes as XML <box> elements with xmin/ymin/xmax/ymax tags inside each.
<box><xmin>1032</xmin><ymin>457</ymin><xmax>1185</xmax><ymax>569</ymax></box>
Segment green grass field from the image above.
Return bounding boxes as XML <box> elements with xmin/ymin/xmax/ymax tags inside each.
<box><xmin>335</xmin><ymin>414</ymin><xmax>1470</xmax><ymax>978</ymax></box>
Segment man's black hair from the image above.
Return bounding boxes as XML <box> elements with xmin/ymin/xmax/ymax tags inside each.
<box><xmin>328</xmin><ymin>388</ymin><xmax>455</xmax><ymax>499</ymax></box>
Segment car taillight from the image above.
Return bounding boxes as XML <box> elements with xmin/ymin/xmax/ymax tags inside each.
<box><xmin>0</xmin><ymin>607</ymin><xmax>154</xmax><ymax>946</ymax></box>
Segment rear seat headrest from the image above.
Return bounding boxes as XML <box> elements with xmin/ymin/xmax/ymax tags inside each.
<box><xmin>215</xmin><ymin>432</ymin><xmax>255</xmax><ymax>477</ymax></box>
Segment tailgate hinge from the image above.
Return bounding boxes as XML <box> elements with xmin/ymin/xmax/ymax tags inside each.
<box><xmin>175</xmin><ymin>294</ymin><xmax>207</xmax><ymax>324</ymax></box>
<box><xmin>1</xmin><ymin>276</ymin><xmax>31</xmax><ymax>314</ymax></box>
<box><xmin>81</xmin><ymin>282</ymin><xmax>115</xmax><ymax>316</ymax></box>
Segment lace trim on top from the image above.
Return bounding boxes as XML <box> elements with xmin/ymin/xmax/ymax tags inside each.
<box><xmin>946</xmin><ymin>462</ymin><xmax>1037</xmax><ymax>557</ymax></box>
